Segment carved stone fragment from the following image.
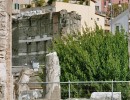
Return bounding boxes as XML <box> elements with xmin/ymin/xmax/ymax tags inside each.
<box><xmin>45</xmin><ymin>52</ymin><xmax>61</xmax><ymax>100</ymax></box>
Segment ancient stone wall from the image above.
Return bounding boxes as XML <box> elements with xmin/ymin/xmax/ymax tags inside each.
<box><xmin>12</xmin><ymin>9</ymin><xmax>81</xmax><ymax>66</ymax></box>
<box><xmin>0</xmin><ymin>0</ymin><xmax>13</xmax><ymax>99</ymax></box>
<box><xmin>13</xmin><ymin>13</ymin><xmax>52</xmax><ymax>66</ymax></box>
<box><xmin>59</xmin><ymin>10</ymin><xmax>81</xmax><ymax>34</ymax></box>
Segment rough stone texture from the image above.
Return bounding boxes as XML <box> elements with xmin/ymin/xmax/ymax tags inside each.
<box><xmin>45</xmin><ymin>52</ymin><xmax>61</xmax><ymax>100</ymax></box>
<box><xmin>19</xmin><ymin>5</ymin><xmax>56</xmax><ymax>17</ymax></box>
<box><xmin>12</xmin><ymin>9</ymin><xmax>81</xmax><ymax>66</ymax></box>
<box><xmin>66</xmin><ymin>99</ymin><xmax>89</xmax><ymax>100</ymax></box>
<box><xmin>59</xmin><ymin>10</ymin><xmax>81</xmax><ymax>34</ymax></box>
<box><xmin>65</xmin><ymin>92</ymin><xmax>121</xmax><ymax>100</ymax></box>
<box><xmin>14</xmin><ymin>69</ymin><xmax>34</xmax><ymax>100</ymax></box>
<box><xmin>0</xmin><ymin>0</ymin><xmax>13</xmax><ymax>100</ymax></box>
<box><xmin>90</xmin><ymin>92</ymin><xmax>121</xmax><ymax>100</ymax></box>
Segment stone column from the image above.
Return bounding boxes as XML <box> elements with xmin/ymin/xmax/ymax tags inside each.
<box><xmin>45</xmin><ymin>52</ymin><xmax>61</xmax><ymax>100</ymax></box>
<box><xmin>0</xmin><ymin>0</ymin><xmax>13</xmax><ymax>100</ymax></box>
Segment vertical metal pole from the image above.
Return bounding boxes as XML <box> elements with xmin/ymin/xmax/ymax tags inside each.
<box><xmin>110</xmin><ymin>0</ymin><xmax>113</xmax><ymax>32</ymax></box>
<box><xmin>111</xmin><ymin>80</ymin><xmax>113</xmax><ymax>100</ymax></box>
<box><xmin>69</xmin><ymin>80</ymin><xmax>70</xmax><ymax>99</ymax></box>
<box><xmin>129</xmin><ymin>0</ymin><xmax>130</xmax><ymax>69</ymax></box>
<box><xmin>43</xmin><ymin>41</ymin><xmax>47</xmax><ymax>97</ymax></box>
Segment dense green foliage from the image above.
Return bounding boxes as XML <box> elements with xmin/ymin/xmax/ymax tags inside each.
<box><xmin>33</xmin><ymin>0</ymin><xmax>45</xmax><ymax>6</ymax></box>
<box><xmin>107</xmin><ymin>3</ymin><xmax>128</xmax><ymax>18</ymax></box>
<box><xmin>47</xmin><ymin>0</ymin><xmax>56</xmax><ymax>5</ymax></box>
<box><xmin>53</xmin><ymin>27</ymin><xmax>130</xmax><ymax>99</ymax></box>
<box><xmin>47</xmin><ymin>0</ymin><xmax>90</xmax><ymax>5</ymax></box>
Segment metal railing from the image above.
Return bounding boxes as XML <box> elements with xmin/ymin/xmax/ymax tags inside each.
<box><xmin>19</xmin><ymin>81</ymin><xmax>130</xmax><ymax>100</ymax></box>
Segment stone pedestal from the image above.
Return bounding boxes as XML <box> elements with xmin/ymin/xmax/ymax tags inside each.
<box><xmin>45</xmin><ymin>52</ymin><xmax>61</xmax><ymax>100</ymax></box>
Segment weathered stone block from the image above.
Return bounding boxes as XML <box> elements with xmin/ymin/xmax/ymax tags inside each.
<box><xmin>0</xmin><ymin>38</ymin><xmax>6</xmax><ymax>50</ymax></box>
<box><xmin>18</xmin><ymin>56</ymin><xmax>27</xmax><ymax>65</ymax></box>
<box><xmin>19</xmin><ymin>43</ymin><xmax>27</xmax><ymax>53</ymax></box>
<box><xmin>19</xmin><ymin>27</ymin><xmax>29</xmax><ymax>40</ymax></box>
<box><xmin>38</xmin><ymin>41</ymin><xmax>45</xmax><ymax>52</ymax></box>
<box><xmin>12</xmin><ymin>57</ymin><xmax>19</xmax><ymax>66</ymax></box>
<box><xmin>0</xmin><ymin>31</ymin><xmax>7</xmax><ymax>37</ymax></box>
<box><xmin>28</xmin><ymin>27</ymin><xmax>38</xmax><ymax>37</ymax></box>
<box><xmin>0</xmin><ymin>63</ymin><xmax>6</xmax><ymax>82</ymax></box>
<box><xmin>0</xmin><ymin>1</ymin><xmax>6</xmax><ymax>12</ymax></box>
<box><xmin>40</xmin><ymin>25</ymin><xmax>45</xmax><ymax>34</ymax></box>
<box><xmin>31</xmin><ymin>42</ymin><xmax>37</xmax><ymax>52</ymax></box>
<box><xmin>18</xmin><ymin>19</ymin><xmax>30</xmax><ymax>27</ymax></box>
<box><xmin>90</xmin><ymin>92</ymin><xmax>121</xmax><ymax>100</ymax></box>
<box><xmin>31</xmin><ymin>19</ymin><xmax>38</xmax><ymax>26</ymax></box>
<box><xmin>45</xmin><ymin>52</ymin><xmax>61</xmax><ymax>100</ymax></box>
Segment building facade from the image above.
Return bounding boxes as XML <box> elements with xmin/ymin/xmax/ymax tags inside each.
<box><xmin>95</xmin><ymin>0</ymin><xmax>128</xmax><ymax>13</ymax></box>
<box><xmin>12</xmin><ymin>0</ymin><xmax>33</xmax><ymax>14</ymax></box>
<box><xmin>55</xmin><ymin>0</ymin><xmax>106</xmax><ymax>31</ymax></box>
<box><xmin>111</xmin><ymin>9</ymin><xmax>129</xmax><ymax>34</ymax></box>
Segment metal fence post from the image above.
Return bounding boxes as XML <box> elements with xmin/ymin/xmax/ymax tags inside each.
<box><xmin>69</xmin><ymin>80</ymin><xmax>70</xmax><ymax>99</ymax></box>
<box><xmin>111</xmin><ymin>80</ymin><xmax>113</xmax><ymax>100</ymax></box>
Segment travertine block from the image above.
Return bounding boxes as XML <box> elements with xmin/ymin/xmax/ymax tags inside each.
<box><xmin>45</xmin><ymin>52</ymin><xmax>61</xmax><ymax>100</ymax></box>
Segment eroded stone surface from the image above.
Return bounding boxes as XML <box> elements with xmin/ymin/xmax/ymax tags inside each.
<box><xmin>45</xmin><ymin>52</ymin><xmax>61</xmax><ymax>100</ymax></box>
<box><xmin>90</xmin><ymin>92</ymin><xmax>121</xmax><ymax>100</ymax></box>
<box><xmin>14</xmin><ymin>69</ymin><xmax>34</xmax><ymax>100</ymax></box>
<box><xmin>12</xmin><ymin>10</ymin><xmax>81</xmax><ymax>66</ymax></box>
<box><xmin>0</xmin><ymin>0</ymin><xmax>13</xmax><ymax>100</ymax></box>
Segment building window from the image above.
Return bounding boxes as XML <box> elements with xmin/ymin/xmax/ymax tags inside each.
<box><xmin>14</xmin><ymin>3</ymin><xmax>17</xmax><ymax>9</ymax></box>
<box><xmin>97</xmin><ymin>18</ymin><xmax>99</xmax><ymax>21</ymax></box>
<box><xmin>18</xmin><ymin>4</ymin><xmax>19</xmax><ymax>9</ymax></box>
<box><xmin>95</xmin><ymin>6</ymin><xmax>99</xmax><ymax>11</ymax></box>
<box><xmin>105</xmin><ymin>30</ymin><xmax>109</xmax><ymax>33</ymax></box>
<box><xmin>14</xmin><ymin>3</ymin><xmax>19</xmax><ymax>10</ymax></box>
<box><xmin>85</xmin><ymin>1</ymin><xmax>89</xmax><ymax>5</ymax></box>
<box><xmin>116</xmin><ymin>26</ymin><xmax>120</xmax><ymax>32</ymax></box>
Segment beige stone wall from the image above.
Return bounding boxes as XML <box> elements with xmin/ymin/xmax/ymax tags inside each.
<box><xmin>0</xmin><ymin>0</ymin><xmax>13</xmax><ymax>100</ymax></box>
<box><xmin>55</xmin><ymin>1</ymin><xmax>105</xmax><ymax>32</ymax></box>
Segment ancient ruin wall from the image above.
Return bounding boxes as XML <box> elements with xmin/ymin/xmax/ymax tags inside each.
<box><xmin>0</xmin><ymin>0</ymin><xmax>13</xmax><ymax>99</ymax></box>
<box><xmin>12</xmin><ymin>10</ymin><xmax>81</xmax><ymax>66</ymax></box>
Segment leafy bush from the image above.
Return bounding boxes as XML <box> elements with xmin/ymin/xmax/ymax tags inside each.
<box><xmin>53</xmin><ymin>26</ymin><xmax>130</xmax><ymax>99</ymax></box>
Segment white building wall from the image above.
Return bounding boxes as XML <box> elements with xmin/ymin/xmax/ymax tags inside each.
<box><xmin>12</xmin><ymin>0</ymin><xmax>33</xmax><ymax>13</ymax></box>
<box><xmin>95</xmin><ymin>14</ymin><xmax>105</xmax><ymax>29</ymax></box>
<box><xmin>95</xmin><ymin>0</ymin><xmax>101</xmax><ymax>12</ymax></box>
<box><xmin>56</xmin><ymin>1</ymin><xmax>97</xmax><ymax>31</ymax></box>
<box><xmin>112</xmin><ymin>10</ymin><xmax>129</xmax><ymax>34</ymax></box>
<box><xmin>13</xmin><ymin>0</ymin><xmax>32</xmax><ymax>4</ymax></box>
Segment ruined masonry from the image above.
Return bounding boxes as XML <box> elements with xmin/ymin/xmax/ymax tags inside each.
<box><xmin>12</xmin><ymin>9</ymin><xmax>81</xmax><ymax>67</ymax></box>
<box><xmin>0</xmin><ymin>0</ymin><xmax>13</xmax><ymax>100</ymax></box>
<box><xmin>45</xmin><ymin>52</ymin><xmax>61</xmax><ymax>100</ymax></box>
